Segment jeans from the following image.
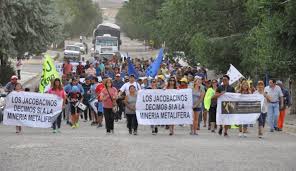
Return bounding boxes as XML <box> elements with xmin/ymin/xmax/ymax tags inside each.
<box><xmin>103</xmin><ymin>108</ymin><xmax>114</xmax><ymax>133</ymax></box>
<box><xmin>53</xmin><ymin>113</ymin><xmax>62</xmax><ymax>129</ymax></box>
<box><xmin>258</xmin><ymin>113</ymin><xmax>267</xmax><ymax>127</ymax></box>
<box><xmin>267</xmin><ymin>103</ymin><xmax>279</xmax><ymax>130</ymax></box>
<box><xmin>126</xmin><ymin>114</ymin><xmax>138</xmax><ymax>131</ymax></box>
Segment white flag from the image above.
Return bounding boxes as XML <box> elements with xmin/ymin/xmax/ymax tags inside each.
<box><xmin>227</xmin><ymin>64</ymin><xmax>244</xmax><ymax>85</ymax></box>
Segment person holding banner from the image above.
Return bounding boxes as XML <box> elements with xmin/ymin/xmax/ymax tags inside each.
<box><xmin>166</xmin><ymin>77</ymin><xmax>178</xmax><ymax>136</ymax></box>
<box><xmin>100</xmin><ymin>79</ymin><xmax>118</xmax><ymax>134</ymax></box>
<box><xmin>68</xmin><ymin>86</ymin><xmax>83</xmax><ymax>128</ymax></box>
<box><xmin>14</xmin><ymin>83</ymin><xmax>23</xmax><ymax>133</ymax></box>
<box><xmin>124</xmin><ymin>85</ymin><xmax>138</xmax><ymax>135</ymax></box>
<box><xmin>191</xmin><ymin>76</ymin><xmax>205</xmax><ymax>135</ymax></box>
<box><xmin>237</xmin><ymin>81</ymin><xmax>251</xmax><ymax>137</ymax></box>
<box><xmin>48</xmin><ymin>78</ymin><xmax>66</xmax><ymax>133</ymax></box>
<box><xmin>215</xmin><ymin>75</ymin><xmax>235</xmax><ymax>137</ymax></box>
<box><xmin>254</xmin><ymin>81</ymin><xmax>268</xmax><ymax>138</ymax></box>
<box><xmin>204</xmin><ymin>79</ymin><xmax>218</xmax><ymax>133</ymax></box>
<box><xmin>148</xmin><ymin>79</ymin><xmax>159</xmax><ymax>135</ymax></box>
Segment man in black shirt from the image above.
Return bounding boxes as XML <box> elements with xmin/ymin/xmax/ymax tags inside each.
<box><xmin>214</xmin><ymin>75</ymin><xmax>235</xmax><ymax>136</ymax></box>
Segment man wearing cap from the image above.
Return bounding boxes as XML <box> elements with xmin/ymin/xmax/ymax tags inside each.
<box><xmin>264</xmin><ymin>79</ymin><xmax>284</xmax><ymax>132</ymax></box>
<box><xmin>179</xmin><ymin>77</ymin><xmax>188</xmax><ymax>89</ymax></box>
<box><xmin>276</xmin><ymin>80</ymin><xmax>291</xmax><ymax>131</ymax></box>
<box><xmin>113</xmin><ymin>74</ymin><xmax>125</xmax><ymax>121</ymax></box>
<box><xmin>214</xmin><ymin>75</ymin><xmax>235</xmax><ymax>136</ymax></box>
<box><xmin>118</xmin><ymin>74</ymin><xmax>141</xmax><ymax>96</ymax></box>
<box><xmin>5</xmin><ymin>75</ymin><xmax>19</xmax><ymax>93</ymax></box>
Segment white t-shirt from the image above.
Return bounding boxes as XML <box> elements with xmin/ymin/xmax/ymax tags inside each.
<box><xmin>120</xmin><ymin>82</ymin><xmax>141</xmax><ymax>95</ymax></box>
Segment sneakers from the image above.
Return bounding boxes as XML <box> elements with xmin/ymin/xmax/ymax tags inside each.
<box><xmin>129</xmin><ymin>129</ymin><xmax>132</xmax><ymax>135</ymax></box>
<box><xmin>133</xmin><ymin>130</ymin><xmax>137</xmax><ymax>135</ymax></box>
<box><xmin>75</xmin><ymin>123</ymin><xmax>80</xmax><ymax>128</ymax></box>
<box><xmin>258</xmin><ymin>133</ymin><xmax>263</xmax><ymax>138</ymax></box>
<box><xmin>53</xmin><ymin>129</ymin><xmax>57</xmax><ymax>133</ymax></box>
<box><xmin>97</xmin><ymin>124</ymin><xmax>103</xmax><ymax>128</ymax></box>
<box><xmin>71</xmin><ymin>125</ymin><xmax>76</xmax><ymax>129</ymax></box>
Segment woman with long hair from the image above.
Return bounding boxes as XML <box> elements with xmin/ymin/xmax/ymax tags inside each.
<box><xmin>100</xmin><ymin>78</ymin><xmax>118</xmax><ymax>134</ymax></box>
<box><xmin>48</xmin><ymin>78</ymin><xmax>66</xmax><ymax>133</ymax></box>
<box><xmin>124</xmin><ymin>85</ymin><xmax>138</xmax><ymax>135</ymax></box>
<box><xmin>14</xmin><ymin>83</ymin><xmax>23</xmax><ymax>134</ymax></box>
<box><xmin>191</xmin><ymin>77</ymin><xmax>205</xmax><ymax>135</ymax></box>
<box><xmin>254</xmin><ymin>81</ymin><xmax>269</xmax><ymax>138</ymax></box>
<box><xmin>166</xmin><ymin>77</ymin><xmax>178</xmax><ymax>136</ymax></box>
<box><xmin>238</xmin><ymin>81</ymin><xmax>251</xmax><ymax>137</ymax></box>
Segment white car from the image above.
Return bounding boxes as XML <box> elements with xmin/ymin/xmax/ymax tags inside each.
<box><xmin>74</xmin><ymin>43</ymin><xmax>86</xmax><ymax>54</ymax></box>
<box><xmin>64</xmin><ymin>45</ymin><xmax>81</xmax><ymax>62</ymax></box>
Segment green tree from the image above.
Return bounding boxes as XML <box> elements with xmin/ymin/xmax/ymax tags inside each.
<box><xmin>0</xmin><ymin>0</ymin><xmax>62</xmax><ymax>84</ymax></box>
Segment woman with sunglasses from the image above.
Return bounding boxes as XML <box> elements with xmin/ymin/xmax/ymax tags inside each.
<box><xmin>191</xmin><ymin>76</ymin><xmax>205</xmax><ymax>135</ymax></box>
<box><xmin>204</xmin><ymin>79</ymin><xmax>218</xmax><ymax>132</ymax></box>
<box><xmin>48</xmin><ymin>78</ymin><xmax>66</xmax><ymax>133</ymax></box>
<box><xmin>166</xmin><ymin>77</ymin><xmax>178</xmax><ymax>136</ymax></box>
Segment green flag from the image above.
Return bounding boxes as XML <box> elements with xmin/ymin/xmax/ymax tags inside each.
<box><xmin>39</xmin><ymin>54</ymin><xmax>60</xmax><ymax>93</ymax></box>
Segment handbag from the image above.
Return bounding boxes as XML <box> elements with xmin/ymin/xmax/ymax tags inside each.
<box><xmin>106</xmin><ymin>88</ymin><xmax>118</xmax><ymax>113</ymax></box>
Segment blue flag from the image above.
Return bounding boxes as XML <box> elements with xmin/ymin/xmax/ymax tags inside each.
<box><xmin>146</xmin><ymin>48</ymin><xmax>164</xmax><ymax>77</ymax></box>
<box><xmin>127</xmin><ymin>57</ymin><xmax>139</xmax><ymax>79</ymax></box>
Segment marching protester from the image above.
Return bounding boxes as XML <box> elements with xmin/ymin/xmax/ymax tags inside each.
<box><xmin>100</xmin><ymin>78</ymin><xmax>118</xmax><ymax>134</ymax></box>
<box><xmin>215</xmin><ymin>75</ymin><xmax>235</xmax><ymax>137</ymax></box>
<box><xmin>237</xmin><ymin>80</ymin><xmax>251</xmax><ymax>137</ymax></box>
<box><xmin>113</xmin><ymin>74</ymin><xmax>125</xmax><ymax>121</ymax></box>
<box><xmin>119</xmin><ymin>74</ymin><xmax>141</xmax><ymax>96</ymax></box>
<box><xmin>68</xmin><ymin>85</ymin><xmax>83</xmax><ymax>128</ymax></box>
<box><xmin>48</xmin><ymin>78</ymin><xmax>66</xmax><ymax>133</ymax></box>
<box><xmin>95</xmin><ymin>76</ymin><xmax>108</xmax><ymax>127</ymax></box>
<box><xmin>191</xmin><ymin>76</ymin><xmax>205</xmax><ymax>135</ymax></box>
<box><xmin>14</xmin><ymin>83</ymin><xmax>23</xmax><ymax>133</ymax></box>
<box><xmin>254</xmin><ymin>81</ymin><xmax>268</xmax><ymax>138</ymax></box>
<box><xmin>264</xmin><ymin>79</ymin><xmax>284</xmax><ymax>132</ymax></box>
<box><xmin>82</xmin><ymin>77</ymin><xmax>92</xmax><ymax>122</ymax></box>
<box><xmin>85</xmin><ymin>63</ymin><xmax>96</xmax><ymax>77</ymax></box>
<box><xmin>89</xmin><ymin>77</ymin><xmax>100</xmax><ymax>126</ymax></box>
<box><xmin>63</xmin><ymin>59</ymin><xmax>73</xmax><ymax>76</ymax></box>
<box><xmin>149</xmin><ymin>79</ymin><xmax>159</xmax><ymax>135</ymax></box>
<box><xmin>276</xmin><ymin>80</ymin><xmax>291</xmax><ymax>131</ymax></box>
<box><xmin>204</xmin><ymin>79</ymin><xmax>218</xmax><ymax>132</ymax></box>
<box><xmin>76</xmin><ymin>61</ymin><xmax>85</xmax><ymax>76</ymax></box>
<box><xmin>124</xmin><ymin>85</ymin><xmax>138</xmax><ymax>135</ymax></box>
<box><xmin>166</xmin><ymin>76</ymin><xmax>178</xmax><ymax>136</ymax></box>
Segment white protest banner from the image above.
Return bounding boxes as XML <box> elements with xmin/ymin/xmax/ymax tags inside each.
<box><xmin>136</xmin><ymin>89</ymin><xmax>193</xmax><ymax>125</ymax></box>
<box><xmin>216</xmin><ymin>93</ymin><xmax>264</xmax><ymax>125</ymax></box>
<box><xmin>227</xmin><ymin>64</ymin><xmax>244</xmax><ymax>85</ymax></box>
<box><xmin>3</xmin><ymin>91</ymin><xmax>63</xmax><ymax>128</ymax></box>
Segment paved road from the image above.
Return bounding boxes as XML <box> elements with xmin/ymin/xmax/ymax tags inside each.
<box><xmin>0</xmin><ymin>121</ymin><xmax>296</xmax><ymax>171</ymax></box>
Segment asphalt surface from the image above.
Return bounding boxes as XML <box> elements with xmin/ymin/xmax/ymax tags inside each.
<box><xmin>0</xmin><ymin>121</ymin><xmax>296</xmax><ymax>171</ymax></box>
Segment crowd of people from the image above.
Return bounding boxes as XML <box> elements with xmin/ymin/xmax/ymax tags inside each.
<box><xmin>4</xmin><ymin>55</ymin><xmax>292</xmax><ymax>138</ymax></box>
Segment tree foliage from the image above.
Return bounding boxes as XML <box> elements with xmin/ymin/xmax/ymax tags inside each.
<box><xmin>55</xmin><ymin>0</ymin><xmax>102</xmax><ymax>38</ymax></box>
<box><xmin>116</xmin><ymin>0</ymin><xmax>296</xmax><ymax>79</ymax></box>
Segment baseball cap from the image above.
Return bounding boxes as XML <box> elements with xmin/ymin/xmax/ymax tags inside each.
<box><xmin>116</xmin><ymin>74</ymin><xmax>120</xmax><ymax>77</ymax></box>
<box><xmin>11</xmin><ymin>75</ymin><xmax>18</xmax><ymax>80</ymax></box>
<box><xmin>180</xmin><ymin>77</ymin><xmax>188</xmax><ymax>83</ymax></box>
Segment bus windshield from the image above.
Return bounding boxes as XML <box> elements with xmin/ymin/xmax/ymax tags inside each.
<box><xmin>96</xmin><ymin>39</ymin><xmax>118</xmax><ymax>46</ymax></box>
